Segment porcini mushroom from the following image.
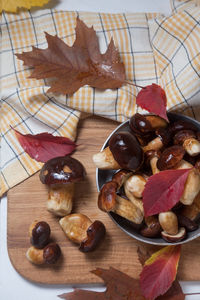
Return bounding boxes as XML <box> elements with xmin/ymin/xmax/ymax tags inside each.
<box><xmin>145</xmin><ymin>150</ymin><xmax>161</xmax><ymax>174</ymax></box>
<box><xmin>158</xmin><ymin>211</ymin><xmax>178</xmax><ymax>235</ymax></box>
<box><xmin>39</xmin><ymin>156</ymin><xmax>85</xmax><ymax>216</ymax></box>
<box><xmin>98</xmin><ymin>181</ymin><xmax>143</xmax><ymax>224</ymax></box>
<box><xmin>161</xmin><ymin>227</ymin><xmax>186</xmax><ymax>243</ymax></box>
<box><xmin>93</xmin><ymin>131</ymin><xmax>143</xmax><ymax>171</ymax></box>
<box><xmin>174</xmin><ymin>130</ymin><xmax>200</xmax><ymax>156</ymax></box>
<box><xmin>59</xmin><ymin>213</ymin><xmax>106</xmax><ymax>252</ymax></box>
<box><xmin>26</xmin><ymin>242</ymin><xmax>61</xmax><ymax>265</ymax></box>
<box><xmin>140</xmin><ymin>216</ymin><xmax>162</xmax><ymax>238</ymax></box>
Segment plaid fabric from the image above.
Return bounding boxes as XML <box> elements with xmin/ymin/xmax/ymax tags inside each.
<box><xmin>1</xmin><ymin>1</ymin><xmax>200</xmax><ymax>196</ymax></box>
<box><xmin>170</xmin><ymin>0</ymin><xmax>200</xmax><ymax>12</ymax></box>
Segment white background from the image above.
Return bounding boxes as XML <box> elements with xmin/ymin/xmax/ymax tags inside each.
<box><xmin>1</xmin><ymin>1</ymin><xmax>200</xmax><ymax>299</ymax></box>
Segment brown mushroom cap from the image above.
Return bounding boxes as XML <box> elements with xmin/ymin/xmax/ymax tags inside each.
<box><xmin>39</xmin><ymin>156</ymin><xmax>86</xmax><ymax>185</ymax></box>
<box><xmin>30</xmin><ymin>221</ymin><xmax>51</xmax><ymax>249</ymax></box>
<box><xmin>157</xmin><ymin>145</ymin><xmax>185</xmax><ymax>171</ymax></box>
<box><xmin>98</xmin><ymin>181</ymin><xmax>118</xmax><ymax>212</ymax></box>
<box><xmin>79</xmin><ymin>220</ymin><xmax>106</xmax><ymax>252</ymax></box>
<box><xmin>129</xmin><ymin>113</ymin><xmax>153</xmax><ymax>135</ymax></box>
<box><xmin>169</xmin><ymin>120</ymin><xmax>198</xmax><ymax>134</ymax></box>
<box><xmin>109</xmin><ymin>131</ymin><xmax>144</xmax><ymax>171</ymax></box>
<box><xmin>173</xmin><ymin>130</ymin><xmax>196</xmax><ymax>145</ymax></box>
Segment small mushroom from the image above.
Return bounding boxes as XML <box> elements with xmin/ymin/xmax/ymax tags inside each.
<box><xmin>158</xmin><ymin>211</ymin><xmax>178</xmax><ymax>235</ymax></box>
<box><xmin>93</xmin><ymin>131</ymin><xmax>144</xmax><ymax>171</ymax></box>
<box><xmin>181</xmin><ymin>191</ymin><xmax>200</xmax><ymax>220</ymax></box>
<box><xmin>145</xmin><ymin>150</ymin><xmax>161</xmax><ymax>174</ymax></box>
<box><xmin>161</xmin><ymin>227</ymin><xmax>186</xmax><ymax>243</ymax></box>
<box><xmin>39</xmin><ymin>156</ymin><xmax>85</xmax><ymax>216</ymax></box>
<box><xmin>98</xmin><ymin>181</ymin><xmax>143</xmax><ymax>224</ymax></box>
<box><xmin>142</xmin><ymin>136</ymin><xmax>164</xmax><ymax>153</ymax></box>
<box><xmin>140</xmin><ymin>216</ymin><xmax>162</xmax><ymax>238</ymax></box>
<box><xmin>174</xmin><ymin>130</ymin><xmax>200</xmax><ymax>156</ymax></box>
<box><xmin>112</xmin><ymin>169</ymin><xmax>132</xmax><ymax>188</ymax></box>
<box><xmin>157</xmin><ymin>145</ymin><xmax>185</xmax><ymax>171</ymax></box>
<box><xmin>29</xmin><ymin>221</ymin><xmax>51</xmax><ymax>249</ymax></box>
<box><xmin>59</xmin><ymin>214</ymin><xmax>105</xmax><ymax>252</ymax></box>
<box><xmin>169</xmin><ymin>120</ymin><xmax>198</xmax><ymax>134</ymax></box>
<box><xmin>26</xmin><ymin>243</ymin><xmax>61</xmax><ymax>265</ymax></box>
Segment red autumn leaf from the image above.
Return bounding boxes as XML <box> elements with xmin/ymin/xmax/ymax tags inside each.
<box><xmin>142</xmin><ymin>168</ymin><xmax>191</xmax><ymax>217</ymax></box>
<box><xmin>136</xmin><ymin>84</ymin><xmax>168</xmax><ymax>122</ymax></box>
<box><xmin>140</xmin><ymin>245</ymin><xmax>181</xmax><ymax>300</ymax></box>
<box><xmin>13</xmin><ymin>128</ymin><xmax>77</xmax><ymax>162</ymax></box>
<box><xmin>16</xmin><ymin>17</ymin><xmax>125</xmax><ymax>95</ymax></box>
<box><xmin>58</xmin><ymin>267</ymin><xmax>146</xmax><ymax>300</ymax></box>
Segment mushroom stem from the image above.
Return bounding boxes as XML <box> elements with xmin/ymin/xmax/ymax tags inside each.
<box><xmin>124</xmin><ymin>174</ymin><xmax>146</xmax><ymax>199</ymax></box>
<box><xmin>181</xmin><ymin>191</ymin><xmax>200</xmax><ymax>220</ymax></box>
<box><xmin>183</xmin><ymin>138</ymin><xmax>200</xmax><ymax>156</ymax></box>
<box><xmin>142</xmin><ymin>137</ymin><xmax>163</xmax><ymax>153</ymax></box>
<box><xmin>113</xmin><ymin>195</ymin><xmax>143</xmax><ymax>224</ymax></box>
<box><xmin>93</xmin><ymin>146</ymin><xmax>120</xmax><ymax>169</ymax></box>
<box><xmin>158</xmin><ymin>211</ymin><xmax>178</xmax><ymax>235</ymax></box>
<box><xmin>47</xmin><ymin>183</ymin><xmax>74</xmax><ymax>216</ymax></box>
<box><xmin>180</xmin><ymin>168</ymin><xmax>200</xmax><ymax>205</ymax></box>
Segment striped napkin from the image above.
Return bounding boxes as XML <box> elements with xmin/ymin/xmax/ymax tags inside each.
<box><xmin>1</xmin><ymin>0</ymin><xmax>200</xmax><ymax>196</ymax></box>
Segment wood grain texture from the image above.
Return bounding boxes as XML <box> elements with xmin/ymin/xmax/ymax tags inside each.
<box><xmin>7</xmin><ymin>116</ymin><xmax>200</xmax><ymax>284</ymax></box>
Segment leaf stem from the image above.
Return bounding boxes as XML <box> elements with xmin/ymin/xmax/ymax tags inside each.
<box><xmin>125</xmin><ymin>80</ymin><xmax>144</xmax><ymax>89</ymax></box>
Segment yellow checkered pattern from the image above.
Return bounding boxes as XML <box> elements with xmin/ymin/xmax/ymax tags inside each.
<box><xmin>1</xmin><ymin>0</ymin><xmax>200</xmax><ymax>196</ymax></box>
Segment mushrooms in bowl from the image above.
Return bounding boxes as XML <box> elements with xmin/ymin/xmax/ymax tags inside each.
<box><xmin>94</xmin><ymin>112</ymin><xmax>200</xmax><ymax>245</ymax></box>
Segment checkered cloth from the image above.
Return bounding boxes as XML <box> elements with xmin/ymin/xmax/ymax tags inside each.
<box><xmin>1</xmin><ymin>0</ymin><xmax>200</xmax><ymax>196</ymax></box>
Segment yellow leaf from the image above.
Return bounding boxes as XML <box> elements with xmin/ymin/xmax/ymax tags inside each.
<box><xmin>1</xmin><ymin>0</ymin><xmax>50</xmax><ymax>13</ymax></box>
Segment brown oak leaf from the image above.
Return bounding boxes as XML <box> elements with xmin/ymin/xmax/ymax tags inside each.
<box><xmin>58</xmin><ymin>267</ymin><xmax>145</xmax><ymax>300</ymax></box>
<box><xmin>16</xmin><ymin>17</ymin><xmax>125</xmax><ymax>95</ymax></box>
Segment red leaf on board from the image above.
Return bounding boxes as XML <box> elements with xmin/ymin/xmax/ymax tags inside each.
<box><xmin>136</xmin><ymin>84</ymin><xmax>168</xmax><ymax>122</ymax></box>
<box><xmin>13</xmin><ymin>128</ymin><xmax>77</xmax><ymax>162</ymax></box>
<box><xmin>16</xmin><ymin>17</ymin><xmax>125</xmax><ymax>95</ymax></box>
<box><xmin>142</xmin><ymin>168</ymin><xmax>191</xmax><ymax>217</ymax></box>
<box><xmin>140</xmin><ymin>245</ymin><xmax>181</xmax><ymax>300</ymax></box>
<box><xmin>58</xmin><ymin>267</ymin><xmax>146</xmax><ymax>300</ymax></box>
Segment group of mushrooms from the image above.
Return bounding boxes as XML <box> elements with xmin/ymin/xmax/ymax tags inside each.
<box><xmin>26</xmin><ymin>156</ymin><xmax>106</xmax><ymax>265</ymax></box>
<box><xmin>93</xmin><ymin>113</ymin><xmax>200</xmax><ymax>243</ymax></box>
<box><xmin>26</xmin><ymin>112</ymin><xmax>200</xmax><ymax>265</ymax></box>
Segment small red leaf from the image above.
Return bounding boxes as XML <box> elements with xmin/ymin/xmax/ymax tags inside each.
<box><xmin>140</xmin><ymin>245</ymin><xmax>181</xmax><ymax>300</ymax></box>
<box><xmin>13</xmin><ymin>128</ymin><xmax>77</xmax><ymax>162</ymax></box>
<box><xmin>142</xmin><ymin>168</ymin><xmax>191</xmax><ymax>216</ymax></box>
<box><xmin>136</xmin><ymin>84</ymin><xmax>168</xmax><ymax>122</ymax></box>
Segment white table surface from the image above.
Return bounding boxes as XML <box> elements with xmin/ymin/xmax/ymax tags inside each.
<box><xmin>1</xmin><ymin>1</ymin><xmax>200</xmax><ymax>299</ymax></box>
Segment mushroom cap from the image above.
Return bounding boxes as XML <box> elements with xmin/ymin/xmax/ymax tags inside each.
<box><xmin>79</xmin><ymin>220</ymin><xmax>106</xmax><ymax>252</ymax></box>
<box><xmin>39</xmin><ymin>156</ymin><xmax>86</xmax><ymax>185</ymax></box>
<box><xmin>109</xmin><ymin>131</ymin><xmax>144</xmax><ymax>171</ymax></box>
<box><xmin>157</xmin><ymin>145</ymin><xmax>185</xmax><ymax>171</ymax></box>
<box><xmin>98</xmin><ymin>181</ymin><xmax>118</xmax><ymax>212</ymax></box>
<box><xmin>129</xmin><ymin>113</ymin><xmax>153</xmax><ymax>135</ymax></box>
<box><xmin>173</xmin><ymin>130</ymin><xmax>196</xmax><ymax>145</ymax></box>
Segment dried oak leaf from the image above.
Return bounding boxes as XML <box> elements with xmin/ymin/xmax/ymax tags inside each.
<box><xmin>142</xmin><ymin>168</ymin><xmax>191</xmax><ymax>216</ymax></box>
<box><xmin>1</xmin><ymin>0</ymin><xmax>49</xmax><ymax>13</ymax></box>
<box><xmin>58</xmin><ymin>267</ymin><xmax>146</xmax><ymax>300</ymax></box>
<box><xmin>136</xmin><ymin>84</ymin><xmax>168</xmax><ymax>122</ymax></box>
<box><xmin>140</xmin><ymin>245</ymin><xmax>181</xmax><ymax>300</ymax></box>
<box><xmin>13</xmin><ymin>127</ymin><xmax>77</xmax><ymax>163</ymax></box>
<box><xmin>16</xmin><ymin>17</ymin><xmax>126</xmax><ymax>95</ymax></box>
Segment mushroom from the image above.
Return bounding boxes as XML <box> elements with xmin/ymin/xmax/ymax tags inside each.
<box><xmin>98</xmin><ymin>181</ymin><xmax>143</xmax><ymax>224</ymax></box>
<box><xmin>29</xmin><ymin>221</ymin><xmax>51</xmax><ymax>249</ymax></box>
<box><xmin>173</xmin><ymin>130</ymin><xmax>200</xmax><ymax>156</ymax></box>
<box><xmin>181</xmin><ymin>191</ymin><xmax>200</xmax><ymax>221</ymax></box>
<box><xmin>157</xmin><ymin>145</ymin><xmax>185</xmax><ymax>171</ymax></box>
<box><xmin>169</xmin><ymin>120</ymin><xmax>198</xmax><ymax>134</ymax></box>
<box><xmin>145</xmin><ymin>150</ymin><xmax>161</xmax><ymax>174</ymax></box>
<box><xmin>59</xmin><ymin>213</ymin><xmax>106</xmax><ymax>252</ymax></box>
<box><xmin>158</xmin><ymin>211</ymin><xmax>178</xmax><ymax>235</ymax></box>
<box><xmin>39</xmin><ymin>156</ymin><xmax>85</xmax><ymax>216</ymax></box>
<box><xmin>161</xmin><ymin>227</ymin><xmax>186</xmax><ymax>243</ymax></box>
<box><xmin>93</xmin><ymin>131</ymin><xmax>143</xmax><ymax>171</ymax></box>
<box><xmin>26</xmin><ymin>243</ymin><xmax>61</xmax><ymax>265</ymax></box>
<box><xmin>140</xmin><ymin>216</ymin><xmax>162</xmax><ymax>238</ymax></box>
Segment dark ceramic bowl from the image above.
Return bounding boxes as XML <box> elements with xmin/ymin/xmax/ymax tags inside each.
<box><xmin>96</xmin><ymin>112</ymin><xmax>200</xmax><ymax>245</ymax></box>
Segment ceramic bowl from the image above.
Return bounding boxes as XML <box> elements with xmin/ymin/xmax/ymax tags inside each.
<box><xmin>96</xmin><ymin>112</ymin><xmax>200</xmax><ymax>245</ymax></box>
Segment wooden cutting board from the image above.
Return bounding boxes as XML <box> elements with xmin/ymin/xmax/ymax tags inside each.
<box><xmin>7</xmin><ymin>116</ymin><xmax>200</xmax><ymax>284</ymax></box>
